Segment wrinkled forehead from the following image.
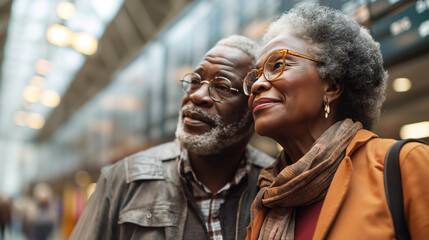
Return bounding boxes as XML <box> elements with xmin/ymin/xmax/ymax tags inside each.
<box><xmin>196</xmin><ymin>45</ymin><xmax>253</xmax><ymax>81</ymax></box>
<box><xmin>257</xmin><ymin>32</ymin><xmax>312</xmax><ymax>67</ymax></box>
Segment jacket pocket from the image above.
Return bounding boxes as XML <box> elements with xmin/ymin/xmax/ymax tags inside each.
<box><xmin>118</xmin><ymin>207</ymin><xmax>179</xmax><ymax>227</ymax></box>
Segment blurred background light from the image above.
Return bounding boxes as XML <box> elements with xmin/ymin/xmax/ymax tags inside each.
<box><xmin>72</xmin><ymin>32</ymin><xmax>98</xmax><ymax>55</ymax></box>
<box><xmin>400</xmin><ymin>121</ymin><xmax>429</xmax><ymax>139</ymax></box>
<box><xmin>46</xmin><ymin>24</ymin><xmax>73</xmax><ymax>47</ymax></box>
<box><xmin>14</xmin><ymin>111</ymin><xmax>27</xmax><ymax>127</ymax></box>
<box><xmin>35</xmin><ymin>59</ymin><xmax>51</xmax><ymax>75</ymax></box>
<box><xmin>393</xmin><ymin>77</ymin><xmax>412</xmax><ymax>92</ymax></box>
<box><xmin>40</xmin><ymin>90</ymin><xmax>61</xmax><ymax>108</ymax></box>
<box><xmin>23</xmin><ymin>85</ymin><xmax>42</xmax><ymax>103</ymax></box>
<box><xmin>30</xmin><ymin>76</ymin><xmax>46</xmax><ymax>88</ymax></box>
<box><xmin>26</xmin><ymin>113</ymin><xmax>45</xmax><ymax>129</ymax></box>
<box><xmin>74</xmin><ymin>170</ymin><xmax>91</xmax><ymax>188</ymax></box>
<box><xmin>57</xmin><ymin>1</ymin><xmax>76</xmax><ymax>20</ymax></box>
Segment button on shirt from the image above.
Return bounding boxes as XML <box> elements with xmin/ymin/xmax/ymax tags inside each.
<box><xmin>179</xmin><ymin>150</ymin><xmax>251</xmax><ymax>240</ymax></box>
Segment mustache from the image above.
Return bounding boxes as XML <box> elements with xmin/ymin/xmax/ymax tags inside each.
<box><xmin>181</xmin><ymin>105</ymin><xmax>222</xmax><ymax>126</ymax></box>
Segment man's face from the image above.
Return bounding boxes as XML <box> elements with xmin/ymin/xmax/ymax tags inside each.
<box><xmin>175</xmin><ymin>45</ymin><xmax>254</xmax><ymax>155</ymax></box>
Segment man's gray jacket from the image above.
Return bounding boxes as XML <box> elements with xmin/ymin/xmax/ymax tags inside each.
<box><xmin>69</xmin><ymin>140</ymin><xmax>274</xmax><ymax>240</ymax></box>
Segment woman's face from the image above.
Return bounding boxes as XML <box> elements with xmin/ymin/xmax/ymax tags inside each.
<box><xmin>248</xmin><ymin>32</ymin><xmax>327</xmax><ymax>139</ymax></box>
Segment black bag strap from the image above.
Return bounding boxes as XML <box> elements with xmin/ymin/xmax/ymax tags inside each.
<box><xmin>384</xmin><ymin>139</ymin><xmax>425</xmax><ymax>240</ymax></box>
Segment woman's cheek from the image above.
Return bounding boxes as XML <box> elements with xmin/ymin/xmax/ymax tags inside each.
<box><xmin>248</xmin><ymin>96</ymin><xmax>254</xmax><ymax>111</ymax></box>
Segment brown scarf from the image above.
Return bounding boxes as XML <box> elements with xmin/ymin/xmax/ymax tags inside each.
<box><xmin>247</xmin><ymin>119</ymin><xmax>362</xmax><ymax>240</ymax></box>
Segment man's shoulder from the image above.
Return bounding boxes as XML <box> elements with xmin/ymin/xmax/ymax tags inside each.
<box><xmin>247</xmin><ymin>144</ymin><xmax>275</xmax><ymax>168</ymax></box>
<box><xmin>103</xmin><ymin>140</ymin><xmax>181</xmax><ymax>183</ymax></box>
<box><xmin>126</xmin><ymin>140</ymin><xmax>181</xmax><ymax>163</ymax></box>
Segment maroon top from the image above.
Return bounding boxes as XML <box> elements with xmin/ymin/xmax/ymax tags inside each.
<box><xmin>295</xmin><ymin>199</ymin><xmax>324</xmax><ymax>240</ymax></box>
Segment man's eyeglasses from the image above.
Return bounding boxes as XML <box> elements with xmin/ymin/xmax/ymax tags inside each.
<box><xmin>242</xmin><ymin>49</ymin><xmax>320</xmax><ymax>95</ymax></box>
<box><xmin>180</xmin><ymin>72</ymin><xmax>239</xmax><ymax>102</ymax></box>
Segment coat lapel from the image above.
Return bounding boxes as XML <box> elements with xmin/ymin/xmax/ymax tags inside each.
<box><xmin>313</xmin><ymin>129</ymin><xmax>377</xmax><ymax>239</ymax></box>
<box><xmin>313</xmin><ymin>156</ymin><xmax>353</xmax><ymax>240</ymax></box>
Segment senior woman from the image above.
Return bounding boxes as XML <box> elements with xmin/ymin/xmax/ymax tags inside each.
<box><xmin>244</xmin><ymin>3</ymin><xmax>429</xmax><ymax>240</ymax></box>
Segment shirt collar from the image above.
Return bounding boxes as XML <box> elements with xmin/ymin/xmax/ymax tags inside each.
<box><xmin>178</xmin><ymin>148</ymin><xmax>251</xmax><ymax>194</ymax></box>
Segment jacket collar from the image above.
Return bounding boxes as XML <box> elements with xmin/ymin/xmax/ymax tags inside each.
<box><xmin>313</xmin><ymin>129</ymin><xmax>378</xmax><ymax>240</ymax></box>
<box><xmin>125</xmin><ymin>140</ymin><xmax>273</xmax><ymax>183</ymax></box>
<box><xmin>345</xmin><ymin>129</ymin><xmax>378</xmax><ymax>157</ymax></box>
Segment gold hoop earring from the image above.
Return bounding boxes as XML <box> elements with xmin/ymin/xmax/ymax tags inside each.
<box><xmin>324</xmin><ymin>101</ymin><xmax>330</xmax><ymax>119</ymax></box>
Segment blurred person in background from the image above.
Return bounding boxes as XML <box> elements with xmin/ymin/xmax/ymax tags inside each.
<box><xmin>243</xmin><ymin>2</ymin><xmax>429</xmax><ymax>240</ymax></box>
<box><xmin>0</xmin><ymin>193</ymin><xmax>12</xmax><ymax>240</ymax></box>
<box><xmin>70</xmin><ymin>35</ymin><xmax>274</xmax><ymax>240</ymax></box>
<box><xmin>22</xmin><ymin>183</ymin><xmax>59</xmax><ymax>240</ymax></box>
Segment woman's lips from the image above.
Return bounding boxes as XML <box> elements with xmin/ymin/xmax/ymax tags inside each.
<box><xmin>252</xmin><ymin>98</ymin><xmax>281</xmax><ymax>112</ymax></box>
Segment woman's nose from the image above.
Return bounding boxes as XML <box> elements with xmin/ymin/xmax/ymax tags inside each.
<box><xmin>251</xmin><ymin>75</ymin><xmax>271</xmax><ymax>95</ymax></box>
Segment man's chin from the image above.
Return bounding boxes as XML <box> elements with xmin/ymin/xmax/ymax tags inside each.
<box><xmin>175</xmin><ymin>127</ymin><xmax>221</xmax><ymax>155</ymax></box>
<box><xmin>182</xmin><ymin>125</ymin><xmax>212</xmax><ymax>136</ymax></box>
<box><xmin>175</xmin><ymin>109</ymin><xmax>253</xmax><ymax>156</ymax></box>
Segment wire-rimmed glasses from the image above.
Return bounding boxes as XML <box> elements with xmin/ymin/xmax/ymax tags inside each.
<box><xmin>242</xmin><ymin>49</ymin><xmax>320</xmax><ymax>95</ymax></box>
<box><xmin>180</xmin><ymin>72</ymin><xmax>239</xmax><ymax>102</ymax></box>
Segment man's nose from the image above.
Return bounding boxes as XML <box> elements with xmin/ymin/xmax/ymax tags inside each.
<box><xmin>188</xmin><ymin>82</ymin><xmax>213</xmax><ymax>107</ymax></box>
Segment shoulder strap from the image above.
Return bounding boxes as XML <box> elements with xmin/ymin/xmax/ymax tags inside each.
<box><xmin>384</xmin><ymin>139</ymin><xmax>425</xmax><ymax>240</ymax></box>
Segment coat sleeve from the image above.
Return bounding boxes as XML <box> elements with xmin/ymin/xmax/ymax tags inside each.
<box><xmin>400</xmin><ymin>143</ymin><xmax>429</xmax><ymax>240</ymax></box>
<box><xmin>69</xmin><ymin>165</ymin><xmax>119</xmax><ymax>240</ymax></box>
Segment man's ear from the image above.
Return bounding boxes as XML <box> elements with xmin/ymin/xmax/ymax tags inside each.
<box><xmin>324</xmin><ymin>80</ymin><xmax>344</xmax><ymax>102</ymax></box>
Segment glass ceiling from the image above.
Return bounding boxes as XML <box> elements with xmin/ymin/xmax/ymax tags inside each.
<box><xmin>0</xmin><ymin>0</ymin><xmax>124</xmax><ymax>141</ymax></box>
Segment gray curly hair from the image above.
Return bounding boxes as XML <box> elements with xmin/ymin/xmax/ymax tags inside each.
<box><xmin>216</xmin><ymin>35</ymin><xmax>259</xmax><ymax>66</ymax></box>
<box><xmin>263</xmin><ymin>2</ymin><xmax>388</xmax><ymax>129</ymax></box>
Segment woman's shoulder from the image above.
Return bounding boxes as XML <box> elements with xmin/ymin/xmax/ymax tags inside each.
<box><xmin>346</xmin><ymin>129</ymin><xmax>393</xmax><ymax>158</ymax></box>
<box><xmin>347</xmin><ymin>129</ymin><xmax>427</xmax><ymax>165</ymax></box>
<box><xmin>366</xmin><ymin>137</ymin><xmax>428</xmax><ymax>157</ymax></box>
<box><xmin>394</xmin><ymin>140</ymin><xmax>429</xmax><ymax>168</ymax></box>
<box><xmin>358</xmin><ymin>136</ymin><xmax>428</xmax><ymax>167</ymax></box>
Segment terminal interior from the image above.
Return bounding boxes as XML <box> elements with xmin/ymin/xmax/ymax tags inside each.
<box><xmin>0</xmin><ymin>0</ymin><xmax>428</xmax><ymax>239</ymax></box>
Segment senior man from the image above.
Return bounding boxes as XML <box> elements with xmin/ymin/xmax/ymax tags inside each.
<box><xmin>70</xmin><ymin>35</ymin><xmax>274</xmax><ymax>240</ymax></box>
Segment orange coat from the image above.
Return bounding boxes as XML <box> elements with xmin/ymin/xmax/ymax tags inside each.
<box><xmin>313</xmin><ymin>129</ymin><xmax>429</xmax><ymax>239</ymax></box>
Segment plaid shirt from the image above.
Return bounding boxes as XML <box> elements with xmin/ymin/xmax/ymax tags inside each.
<box><xmin>179</xmin><ymin>150</ymin><xmax>251</xmax><ymax>240</ymax></box>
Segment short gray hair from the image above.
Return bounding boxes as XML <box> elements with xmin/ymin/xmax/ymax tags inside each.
<box><xmin>264</xmin><ymin>2</ymin><xmax>388</xmax><ymax>129</ymax></box>
<box><xmin>215</xmin><ymin>35</ymin><xmax>259</xmax><ymax>63</ymax></box>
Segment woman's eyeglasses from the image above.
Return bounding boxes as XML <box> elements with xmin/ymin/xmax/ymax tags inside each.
<box><xmin>242</xmin><ymin>49</ymin><xmax>320</xmax><ymax>95</ymax></box>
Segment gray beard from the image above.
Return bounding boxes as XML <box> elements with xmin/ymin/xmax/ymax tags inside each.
<box><xmin>175</xmin><ymin>105</ymin><xmax>253</xmax><ymax>155</ymax></box>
